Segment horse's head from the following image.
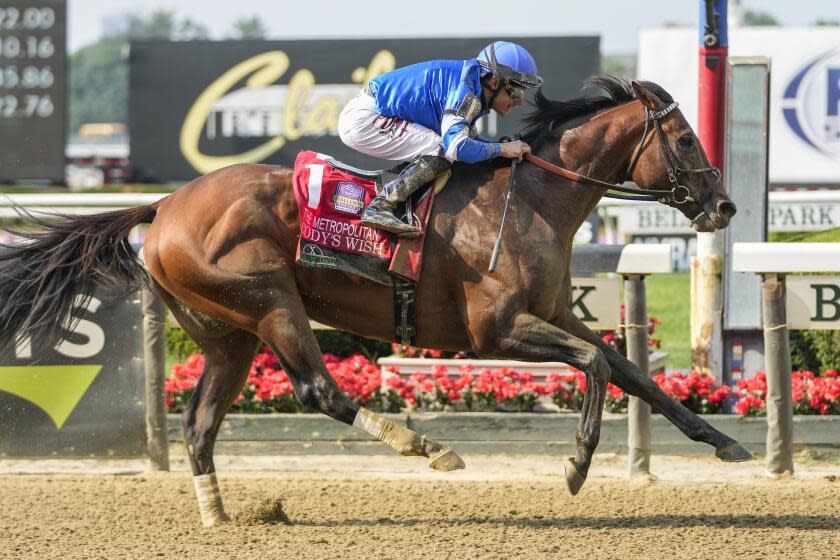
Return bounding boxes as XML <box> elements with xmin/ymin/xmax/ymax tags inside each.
<box><xmin>627</xmin><ymin>81</ymin><xmax>736</xmax><ymax>232</ymax></box>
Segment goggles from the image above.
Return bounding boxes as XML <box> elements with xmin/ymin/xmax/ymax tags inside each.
<box><xmin>504</xmin><ymin>80</ymin><xmax>526</xmax><ymax>101</ymax></box>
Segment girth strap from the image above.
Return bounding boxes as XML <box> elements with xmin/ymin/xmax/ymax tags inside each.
<box><xmin>393</xmin><ymin>278</ymin><xmax>417</xmax><ymax>346</ymax></box>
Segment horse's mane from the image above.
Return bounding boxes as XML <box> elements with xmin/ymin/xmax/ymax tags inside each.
<box><xmin>519</xmin><ymin>75</ymin><xmax>674</xmax><ymax>151</ymax></box>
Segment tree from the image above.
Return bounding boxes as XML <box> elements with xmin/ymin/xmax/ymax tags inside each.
<box><xmin>601</xmin><ymin>56</ymin><xmax>635</xmax><ymax>80</ymax></box>
<box><xmin>68</xmin><ymin>38</ymin><xmax>127</xmax><ymax>133</ymax></box>
<box><xmin>68</xmin><ymin>10</ymin><xmax>210</xmax><ymax>133</ymax></box>
<box><xmin>814</xmin><ymin>19</ymin><xmax>840</xmax><ymax>26</ymax></box>
<box><xmin>122</xmin><ymin>10</ymin><xmax>209</xmax><ymax>41</ymax></box>
<box><xmin>742</xmin><ymin>10</ymin><xmax>780</xmax><ymax>26</ymax></box>
<box><xmin>124</xmin><ymin>11</ymin><xmax>177</xmax><ymax>40</ymax></box>
<box><xmin>229</xmin><ymin>16</ymin><xmax>268</xmax><ymax>39</ymax></box>
<box><xmin>175</xmin><ymin>18</ymin><xmax>211</xmax><ymax>41</ymax></box>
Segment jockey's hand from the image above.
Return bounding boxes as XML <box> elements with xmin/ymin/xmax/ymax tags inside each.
<box><xmin>499</xmin><ymin>140</ymin><xmax>531</xmax><ymax>161</ymax></box>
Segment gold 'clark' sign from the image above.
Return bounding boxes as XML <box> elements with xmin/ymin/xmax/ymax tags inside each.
<box><xmin>180</xmin><ymin>50</ymin><xmax>396</xmax><ymax>174</ymax></box>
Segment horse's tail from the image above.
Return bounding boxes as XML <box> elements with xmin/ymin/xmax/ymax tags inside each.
<box><xmin>0</xmin><ymin>204</ymin><xmax>157</xmax><ymax>347</ymax></box>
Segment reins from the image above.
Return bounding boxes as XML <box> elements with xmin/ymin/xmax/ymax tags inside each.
<box><xmin>522</xmin><ymin>152</ymin><xmax>678</xmax><ymax>203</ymax></box>
<box><xmin>521</xmin><ymin>101</ymin><xmax>720</xmax><ymax>205</ymax></box>
<box><xmin>488</xmin><ymin>100</ymin><xmax>721</xmax><ymax>272</ymax></box>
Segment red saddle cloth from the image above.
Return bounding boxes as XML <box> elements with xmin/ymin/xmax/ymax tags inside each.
<box><xmin>292</xmin><ymin>150</ymin><xmax>434</xmax><ymax>285</ymax></box>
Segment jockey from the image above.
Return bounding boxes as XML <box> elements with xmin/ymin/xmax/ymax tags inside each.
<box><xmin>338</xmin><ymin>41</ymin><xmax>542</xmax><ymax>237</ymax></box>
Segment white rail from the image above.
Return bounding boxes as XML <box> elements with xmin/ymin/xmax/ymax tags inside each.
<box><xmin>1</xmin><ymin>189</ymin><xmax>837</xmax><ymax>217</ymax></box>
<box><xmin>378</xmin><ymin>352</ymin><xmax>669</xmax><ymax>378</ymax></box>
<box><xmin>733</xmin><ymin>242</ymin><xmax>840</xmax><ymax>273</ymax></box>
<box><xmin>0</xmin><ymin>193</ymin><xmax>168</xmax><ymax>218</ymax></box>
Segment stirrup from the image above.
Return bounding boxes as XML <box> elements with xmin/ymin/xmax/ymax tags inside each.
<box><xmin>361</xmin><ymin>208</ymin><xmax>421</xmax><ymax>237</ymax></box>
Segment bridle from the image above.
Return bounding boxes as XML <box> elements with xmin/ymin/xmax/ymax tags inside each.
<box><xmin>624</xmin><ymin>101</ymin><xmax>721</xmax><ymax>201</ymax></box>
<box><xmin>522</xmin><ymin>101</ymin><xmax>721</xmax><ymax>209</ymax></box>
<box><xmin>491</xmin><ymin>98</ymin><xmax>723</xmax><ymax>272</ymax></box>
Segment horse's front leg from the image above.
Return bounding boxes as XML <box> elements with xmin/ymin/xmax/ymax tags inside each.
<box><xmin>256</xmin><ymin>273</ymin><xmax>464</xmax><ymax>472</ymax></box>
<box><xmin>470</xmin><ymin>312</ymin><xmax>610</xmax><ymax>495</ymax></box>
<box><xmin>557</xmin><ymin>310</ymin><xmax>753</xmax><ymax>462</ymax></box>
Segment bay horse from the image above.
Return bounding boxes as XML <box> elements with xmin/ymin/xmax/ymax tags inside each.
<box><xmin>0</xmin><ymin>77</ymin><xmax>750</xmax><ymax>526</ymax></box>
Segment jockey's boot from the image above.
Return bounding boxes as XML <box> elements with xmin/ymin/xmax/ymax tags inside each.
<box><xmin>361</xmin><ymin>155</ymin><xmax>450</xmax><ymax>238</ymax></box>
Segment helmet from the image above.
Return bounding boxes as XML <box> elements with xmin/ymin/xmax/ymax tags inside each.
<box><xmin>477</xmin><ymin>41</ymin><xmax>543</xmax><ymax>89</ymax></box>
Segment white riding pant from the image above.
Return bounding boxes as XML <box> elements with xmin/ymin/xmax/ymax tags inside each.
<box><xmin>338</xmin><ymin>90</ymin><xmax>443</xmax><ymax>161</ymax></box>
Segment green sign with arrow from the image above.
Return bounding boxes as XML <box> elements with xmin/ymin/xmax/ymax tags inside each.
<box><xmin>0</xmin><ymin>365</ymin><xmax>102</xmax><ymax>429</ymax></box>
<box><xmin>0</xmin><ymin>291</ymin><xmax>145</xmax><ymax>457</ymax></box>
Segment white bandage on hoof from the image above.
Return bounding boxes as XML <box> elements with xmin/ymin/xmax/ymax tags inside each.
<box><xmin>193</xmin><ymin>473</ymin><xmax>230</xmax><ymax>527</ymax></box>
<box><xmin>353</xmin><ymin>407</ymin><xmax>421</xmax><ymax>455</ymax></box>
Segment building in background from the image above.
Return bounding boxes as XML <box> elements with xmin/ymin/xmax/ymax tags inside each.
<box><xmin>65</xmin><ymin>123</ymin><xmax>130</xmax><ymax>189</ymax></box>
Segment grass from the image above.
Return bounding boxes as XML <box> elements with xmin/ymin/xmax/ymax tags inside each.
<box><xmin>644</xmin><ymin>272</ymin><xmax>691</xmax><ymax>369</ymax></box>
<box><xmin>769</xmin><ymin>227</ymin><xmax>840</xmax><ymax>242</ymax></box>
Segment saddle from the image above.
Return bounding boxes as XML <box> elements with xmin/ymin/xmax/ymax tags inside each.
<box><xmin>293</xmin><ymin>151</ymin><xmax>451</xmax><ymax>345</ymax></box>
<box><xmin>292</xmin><ymin>150</ymin><xmax>449</xmax><ymax>285</ymax></box>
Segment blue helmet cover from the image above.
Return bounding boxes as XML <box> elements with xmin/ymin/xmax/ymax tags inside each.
<box><xmin>477</xmin><ymin>41</ymin><xmax>543</xmax><ymax>88</ymax></box>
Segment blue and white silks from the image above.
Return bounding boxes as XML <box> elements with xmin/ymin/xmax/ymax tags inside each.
<box><xmin>368</xmin><ymin>59</ymin><xmax>500</xmax><ymax>164</ymax></box>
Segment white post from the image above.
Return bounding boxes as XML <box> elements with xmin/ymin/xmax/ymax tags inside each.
<box><xmin>760</xmin><ymin>273</ymin><xmax>794</xmax><ymax>474</ymax></box>
<box><xmin>617</xmin><ymin>245</ymin><xmax>672</xmax><ymax>476</ymax></box>
<box><xmin>142</xmin><ymin>285</ymin><xmax>169</xmax><ymax>471</ymax></box>
<box><xmin>691</xmin><ymin>231</ymin><xmax>724</xmax><ymax>376</ymax></box>
<box><xmin>624</xmin><ymin>274</ymin><xmax>651</xmax><ymax>475</ymax></box>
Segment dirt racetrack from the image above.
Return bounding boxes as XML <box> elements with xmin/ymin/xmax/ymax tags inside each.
<box><xmin>1</xmin><ymin>453</ymin><xmax>839</xmax><ymax>560</ymax></box>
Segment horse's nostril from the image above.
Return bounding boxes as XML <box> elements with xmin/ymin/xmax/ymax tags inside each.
<box><xmin>717</xmin><ymin>200</ymin><xmax>737</xmax><ymax>218</ymax></box>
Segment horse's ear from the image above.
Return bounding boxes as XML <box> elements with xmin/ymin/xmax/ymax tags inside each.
<box><xmin>631</xmin><ymin>81</ymin><xmax>664</xmax><ymax>111</ymax></box>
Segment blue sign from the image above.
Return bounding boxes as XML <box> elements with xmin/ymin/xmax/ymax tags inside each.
<box><xmin>783</xmin><ymin>48</ymin><xmax>840</xmax><ymax>158</ymax></box>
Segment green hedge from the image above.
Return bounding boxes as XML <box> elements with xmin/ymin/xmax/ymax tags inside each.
<box><xmin>791</xmin><ymin>330</ymin><xmax>840</xmax><ymax>373</ymax></box>
<box><xmin>165</xmin><ymin>324</ymin><xmax>391</xmax><ymax>364</ymax></box>
<box><xmin>311</xmin><ymin>329</ymin><xmax>391</xmax><ymax>359</ymax></box>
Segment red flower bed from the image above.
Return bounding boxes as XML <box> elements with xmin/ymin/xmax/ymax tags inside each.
<box><xmin>732</xmin><ymin>370</ymin><xmax>840</xmax><ymax>416</ymax></box>
<box><xmin>544</xmin><ymin>369</ymin><xmax>729</xmax><ymax>414</ymax></box>
<box><xmin>402</xmin><ymin>365</ymin><xmax>551</xmax><ymax>412</ymax></box>
<box><xmin>652</xmin><ymin>370</ymin><xmax>731</xmax><ymax>414</ymax></box>
<box><xmin>165</xmin><ymin>350</ymin><xmax>840</xmax><ymax>416</ymax></box>
<box><xmin>165</xmin><ymin>350</ymin><xmax>403</xmax><ymax>414</ymax></box>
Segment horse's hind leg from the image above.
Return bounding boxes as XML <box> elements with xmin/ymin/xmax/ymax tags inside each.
<box><xmin>256</xmin><ymin>275</ymin><xmax>464</xmax><ymax>471</ymax></box>
<box><xmin>470</xmin><ymin>311</ymin><xmax>609</xmax><ymax>495</ymax></box>
<box><xmin>182</xmin><ymin>329</ymin><xmax>260</xmax><ymax>526</ymax></box>
<box><xmin>157</xmin><ymin>287</ymin><xmax>261</xmax><ymax>526</ymax></box>
<box><xmin>559</xmin><ymin>312</ymin><xmax>753</xmax><ymax>462</ymax></box>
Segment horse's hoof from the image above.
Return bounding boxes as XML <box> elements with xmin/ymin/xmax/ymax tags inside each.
<box><xmin>429</xmin><ymin>448</ymin><xmax>465</xmax><ymax>471</ymax></box>
<box><xmin>564</xmin><ymin>458</ymin><xmax>586</xmax><ymax>496</ymax></box>
<box><xmin>716</xmin><ymin>441</ymin><xmax>754</xmax><ymax>462</ymax></box>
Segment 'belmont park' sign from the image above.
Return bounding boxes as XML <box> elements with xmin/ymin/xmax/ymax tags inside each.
<box><xmin>570</xmin><ymin>278</ymin><xmax>620</xmax><ymax>331</ymax></box>
<box><xmin>603</xmin><ymin>191</ymin><xmax>840</xmax><ymax>235</ymax></box>
<box><xmin>787</xmin><ymin>276</ymin><xmax>840</xmax><ymax>330</ymax></box>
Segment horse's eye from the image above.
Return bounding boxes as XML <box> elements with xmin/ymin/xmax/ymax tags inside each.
<box><xmin>677</xmin><ymin>135</ymin><xmax>693</xmax><ymax>150</ymax></box>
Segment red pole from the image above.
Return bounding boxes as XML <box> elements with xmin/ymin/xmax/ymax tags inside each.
<box><xmin>697</xmin><ymin>0</ymin><xmax>728</xmax><ymax>171</ymax></box>
<box><xmin>697</xmin><ymin>46</ymin><xmax>727</xmax><ymax>170</ymax></box>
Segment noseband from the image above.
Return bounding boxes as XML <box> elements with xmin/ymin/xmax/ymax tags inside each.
<box><xmin>523</xmin><ymin>101</ymin><xmax>721</xmax><ymax>211</ymax></box>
